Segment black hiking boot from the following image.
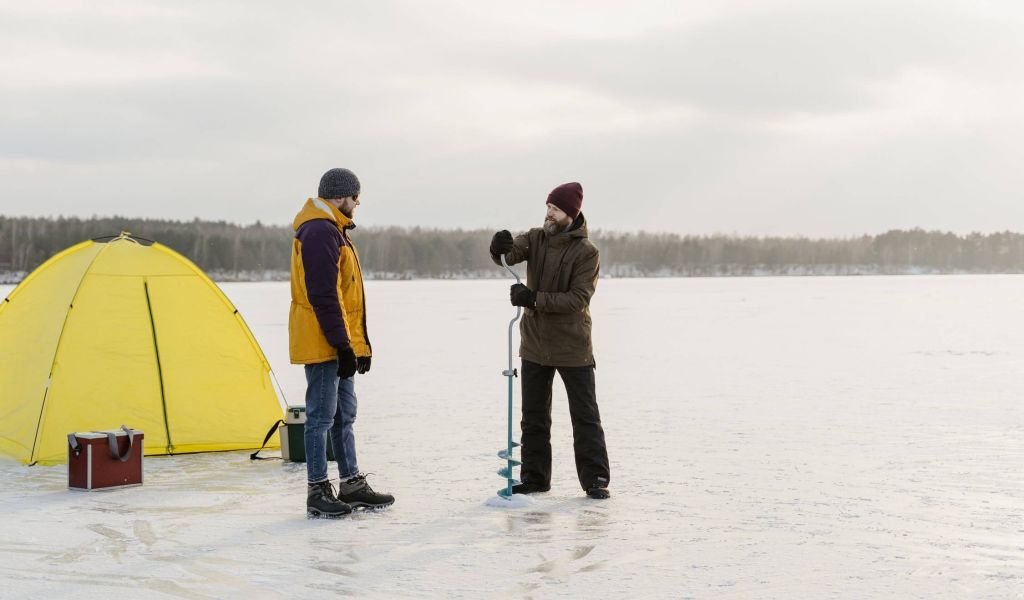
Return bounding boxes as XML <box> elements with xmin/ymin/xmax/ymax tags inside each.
<box><xmin>307</xmin><ymin>480</ymin><xmax>352</xmax><ymax>518</ymax></box>
<box><xmin>337</xmin><ymin>474</ymin><xmax>395</xmax><ymax>509</ymax></box>
<box><xmin>511</xmin><ymin>481</ymin><xmax>550</xmax><ymax>494</ymax></box>
<box><xmin>586</xmin><ymin>477</ymin><xmax>610</xmax><ymax>499</ymax></box>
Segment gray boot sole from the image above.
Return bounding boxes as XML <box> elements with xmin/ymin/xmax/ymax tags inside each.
<box><xmin>307</xmin><ymin>507</ymin><xmax>352</xmax><ymax>518</ymax></box>
<box><xmin>347</xmin><ymin>500</ymin><xmax>395</xmax><ymax>510</ymax></box>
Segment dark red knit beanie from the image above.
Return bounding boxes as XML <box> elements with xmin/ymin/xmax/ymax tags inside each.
<box><xmin>546</xmin><ymin>182</ymin><xmax>583</xmax><ymax>219</ymax></box>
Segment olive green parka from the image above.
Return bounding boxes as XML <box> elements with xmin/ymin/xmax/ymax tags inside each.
<box><xmin>492</xmin><ymin>215</ymin><xmax>599</xmax><ymax>367</ymax></box>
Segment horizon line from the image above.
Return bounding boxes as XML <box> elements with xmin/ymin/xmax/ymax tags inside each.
<box><xmin>3</xmin><ymin>213</ymin><xmax>1022</xmax><ymax>241</ymax></box>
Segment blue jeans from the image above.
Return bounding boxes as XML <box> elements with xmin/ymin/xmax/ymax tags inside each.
<box><xmin>303</xmin><ymin>360</ymin><xmax>359</xmax><ymax>484</ymax></box>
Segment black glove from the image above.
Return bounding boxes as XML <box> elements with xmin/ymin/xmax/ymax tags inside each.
<box><xmin>490</xmin><ymin>230</ymin><xmax>513</xmax><ymax>256</ymax></box>
<box><xmin>335</xmin><ymin>345</ymin><xmax>358</xmax><ymax>379</ymax></box>
<box><xmin>356</xmin><ymin>356</ymin><xmax>372</xmax><ymax>375</ymax></box>
<box><xmin>510</xmin><ymin>283</ymin><xmax>536</xmax><ymax>309</ymax></box>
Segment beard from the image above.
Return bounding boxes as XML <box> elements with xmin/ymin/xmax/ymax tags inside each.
<box><xmin>544</xmin><ymin>219</ymin><xmax>566</xmax><ymax>235</ymax></box>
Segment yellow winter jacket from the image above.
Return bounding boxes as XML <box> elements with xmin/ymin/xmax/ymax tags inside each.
<box><xmin>288</xmin><ymin>198</ymin><xmax>371</xmax><ymax>364</ymax></box>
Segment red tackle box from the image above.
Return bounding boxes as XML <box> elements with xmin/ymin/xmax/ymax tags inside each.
<box><xmin>68</xmin><ymin>427</ymin><xmax>144</xmax><ymax>491</ymax></box>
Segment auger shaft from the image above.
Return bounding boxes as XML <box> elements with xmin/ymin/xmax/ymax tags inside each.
<box><xmin>498</xmin><ymin>254</ymin><xmax>522</xmax><ymax>498</ymax></box>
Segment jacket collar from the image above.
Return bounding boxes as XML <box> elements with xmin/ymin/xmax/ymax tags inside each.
<box><xmin>545</xmin><ymin>213</ymin><xmax>588</xmax><ymax>248</ymax></box>
<box><xmin>293</xmin><ymin>198</ymin><xmax>356</xmax><ymax>231</ymax></box>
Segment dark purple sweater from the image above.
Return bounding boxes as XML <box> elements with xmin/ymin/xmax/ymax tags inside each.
<box><xmin>296</xmin><ymin>219</ymin><xmax>351</xmax><ymax>350</ymax></box>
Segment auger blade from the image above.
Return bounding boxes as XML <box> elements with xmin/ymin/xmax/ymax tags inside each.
<box><xmin>497</xmin><ymin>448</ymin><xmax>521</xmax><ymax>460</ymax></box>
<box><xmin>497</xmin><ymin>467</ymin><xmax>523</xmax><ymax>480</ymax></box>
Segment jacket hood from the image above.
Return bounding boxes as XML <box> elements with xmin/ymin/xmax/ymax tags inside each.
<box><xmin>292</xmin><ymin>198</ymin><xmax>354</xmax><ymax>232</ymax></box>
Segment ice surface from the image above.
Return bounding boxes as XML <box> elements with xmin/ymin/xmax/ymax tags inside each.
<box><xmin>485</xmin><ymin>494</ymin><xmax>537</xmax><ymax>509</ymax></box>
<box><xmin>2</xmin><ymin>276</ymin><xmax>1024</xmax><ymax>597</ymax></box>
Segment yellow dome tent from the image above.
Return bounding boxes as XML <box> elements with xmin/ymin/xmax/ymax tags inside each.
<box><xmin>0</xmin><ymin>233</ymin><xmax>285</xmax><ymax>465</ymax></box>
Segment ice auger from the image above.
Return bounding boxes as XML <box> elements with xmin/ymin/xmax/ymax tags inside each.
<box><xmin>496</xmin><ymin>254</ymin><xmax>522</xmax><ymax>499</ymax></box>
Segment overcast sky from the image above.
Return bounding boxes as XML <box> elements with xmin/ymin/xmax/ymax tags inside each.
<box><xmin>2</xmin><ymin>0</ymin><xmax>1023</xmax><ymax>235</ymax></box>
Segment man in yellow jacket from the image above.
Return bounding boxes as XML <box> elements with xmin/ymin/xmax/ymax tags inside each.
<box><xmin>289</xmin><ymin>167</ymin><xmax>394</xmax><ymax>517</ymax></box>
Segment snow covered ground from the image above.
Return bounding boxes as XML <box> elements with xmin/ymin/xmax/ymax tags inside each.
<box><xmin>2</xmin><ymin>276</ymin><xmax>1023</xmax><ymax>598</ymax></box>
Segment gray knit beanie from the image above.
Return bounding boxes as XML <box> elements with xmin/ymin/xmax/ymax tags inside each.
<box><xmin>318</xmin><ymin>168</ymin><xmax>361</xmax><ymax>199</ymax></box>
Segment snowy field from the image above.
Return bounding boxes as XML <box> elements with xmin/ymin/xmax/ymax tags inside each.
<box><xmin>2</xmin><ymin>276</ymin><xmax>1023</xmax><ymax>598</ymax></box>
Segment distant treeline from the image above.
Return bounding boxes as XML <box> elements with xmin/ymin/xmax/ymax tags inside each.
<box><xmin>3</xmin><ymin>215</ymin><xmax>1024</xmax><ymax>282</ymax></box>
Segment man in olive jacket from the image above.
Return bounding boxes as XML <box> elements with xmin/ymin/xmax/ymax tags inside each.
<box><xmin>489</xmin><ymin>182</ymin><xmax>611</xmax><ymax>499</ymax></box>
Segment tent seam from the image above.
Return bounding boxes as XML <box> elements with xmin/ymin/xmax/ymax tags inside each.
<box><xmin>143</xmin><ymin>278</ymin><xmax>174</xmax><ymax>455</ymax></box>
<box><xmin>28</xmin><ymin>241</ymin><xmax>108</xmax><ymax>465</ymax></box>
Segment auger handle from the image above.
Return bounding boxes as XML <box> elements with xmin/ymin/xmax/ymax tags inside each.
<box><xmin>501</xmin><ymin>254</ymin><xmax>521</xmax><ymax>285</ymax></box>
<box><xmin>500</xmin><ymin>254</ymin><xmax>522</xmax><ymax>376</ymax></box>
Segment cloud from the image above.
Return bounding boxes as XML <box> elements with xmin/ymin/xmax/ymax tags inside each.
<box><xmin>459</xmin><ymin>0</ymin><xmax>1024</xmax><ymax>116</ymax></box>
<box><xmin>1</xmin><ymin>0</ymin><xmax>1023</xmax><ymax>236</ymax></box>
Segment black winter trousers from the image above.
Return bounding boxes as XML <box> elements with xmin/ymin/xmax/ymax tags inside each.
<box><xmin>520</xmin><ymin>359</ymin><xmax>610</xmax><ymax>490</ymax></box>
